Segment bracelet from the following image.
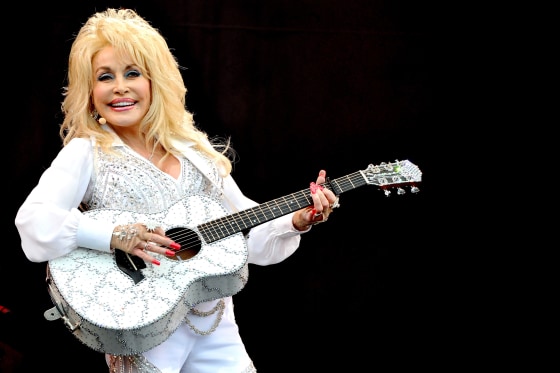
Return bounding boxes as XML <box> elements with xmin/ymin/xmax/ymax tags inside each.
<box><xmin>112</xmin><ymin>224</ymin><xmax>138</xmax><ymax>241</ymax></box>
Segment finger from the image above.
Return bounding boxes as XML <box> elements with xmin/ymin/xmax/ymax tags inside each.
<box><xmin>318</xmin><ymin>186</ymin><xmax>337</xmax><ymax>211</ymax></box>
<box><xmin>310</xmin><ymin>183</ymin><xmax>330</xmax><ymax>210</ymax></box>
<box><xmin>323</xmin><ymin>187</ymin><xmax>337</xmax><ymax>201</ymax></box>
<box><xmin>142</xmin><ymin>241</ymin><xmax>176</xmax><ymax>257</ymax></box>
<box><xmin>136</xmin><ymin>243</ymin><xmax>176</xmax><ymax>266</ymax></box>
<box><xmin>138</xmin><ymin>248</ymin><xmax>161</xmax><ymax>266</ymax></box>
<box><xmin>311</xmin><ymin>209</ymin><xmax>322</xmax><ymax>219</ymax></box>
<box><xmin>313</xmin><ymin>170</ymin><xmax>336</xmax><ymax>208</ymax></box>
<box><xmin>308</xmin><ymin>208</ymin><xmax>327</xmax><ymax>225</ymax></box>
<box><xmin>142</xmin><ymin>230</ymin><xmax>181</xmax><ymax>251</ymax></box>
<box><xmin>315</xmin><ymin>170</ymin><xmax>326</xmax><ymax>184</ymax></box>
<box><xmin>313</xmin><ymin>188</ymin><xmax>331</xmax><ymax>211</ymax></box>
<box><xmin>302</xmin><ymin>206</ymin><xmax>315</xmax><ymax>223</ymax></box>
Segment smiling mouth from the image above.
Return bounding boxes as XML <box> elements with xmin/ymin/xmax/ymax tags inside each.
<box><xmin>110</xmin><ymin>102</ymin><xmax>135</xmax><ymax>108</ymax></box>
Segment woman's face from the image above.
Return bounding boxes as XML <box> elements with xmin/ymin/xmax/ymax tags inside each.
<box><xmin>92</xmin><ymin>46</ymin><xmax>151</xmax><ymax>129</ymax></box>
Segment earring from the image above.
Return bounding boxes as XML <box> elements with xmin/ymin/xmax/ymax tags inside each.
<box><xmin>91</xmin><ymin>109</ymin><xmax>107</xmax><ymax>125</ymax></box>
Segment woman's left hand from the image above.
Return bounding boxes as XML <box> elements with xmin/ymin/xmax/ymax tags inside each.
<box><xmin>292</xmin><ymin>170</ymin><xmax>340</xmax><ymax>231</ymax></box>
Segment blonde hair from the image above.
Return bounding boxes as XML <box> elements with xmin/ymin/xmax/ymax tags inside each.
<box><xmin>60</xmin><ymin>8</ymin><xmax>232</xmax><ymax>176</ymax></box>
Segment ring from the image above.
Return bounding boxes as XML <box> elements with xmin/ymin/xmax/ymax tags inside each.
<box><xmin>143</xmin><ymin>221</ymin><xmax>159</xmax><ymax>232</ymax></box>
<box><xmin>313</xmin><ymin>212</ymin><xmax>322</xmax><ymax>218</ymax></box>
<box><xmin>113</xmin><ymin>225</ymin><xmax>138</xmax><ymax>241</ymax></box>
<box><xmin>143</xmin><ymin>242</ymin><xmax>150</xmax><ymax>251</ymax></box>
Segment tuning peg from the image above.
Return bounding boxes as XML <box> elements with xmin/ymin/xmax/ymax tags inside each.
<box><xmin>397</xmin><ymin>188</ymin><xmax>405</xmax><ymax>195</ymax></box>
<box><xmin>384</xmin><ymin>189</ymin><xmax>391</xmax><ymax>197</ymax></box>
<box><xmin>411</xmin><ymin>186</ymin><xmax>420</xmax><ymax>194</ymax></box>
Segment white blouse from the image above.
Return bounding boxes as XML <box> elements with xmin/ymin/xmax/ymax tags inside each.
<box><xmin>15</xmin><ymin>132</ymin><xmax>306</xmax><ymax>267</ymax></box>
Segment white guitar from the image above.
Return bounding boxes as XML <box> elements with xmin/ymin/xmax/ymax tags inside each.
<box><xmin>44</xmin><ymin>160</ymin><xmax>422</xmax><ymax>355</ymax></box>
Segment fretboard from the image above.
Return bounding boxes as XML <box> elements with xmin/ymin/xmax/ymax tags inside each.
<box><xmin>198</xmin><ymin>171</ymin><xmax>367</xmax><ymax>243</ymax></box>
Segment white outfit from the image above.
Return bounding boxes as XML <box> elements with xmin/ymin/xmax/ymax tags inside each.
<box><xmin>15</xmin><ymin>127</ymin><xmax>308</xmax><ymax>373</ymax></box>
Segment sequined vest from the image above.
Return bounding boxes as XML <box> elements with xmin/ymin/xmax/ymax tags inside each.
<box><xmin>84</xmin><ymin>145</ymin><xmax>222</xmax><ymax>214</ymax></box>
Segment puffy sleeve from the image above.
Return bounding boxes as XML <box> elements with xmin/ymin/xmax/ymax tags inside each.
<box><xmin>14</xmin><ymin>138</ymin><xmax>115</xmax><ymax>262</ymax></box>
<box><xmin>220</xmin><ymin>175</ymin><xmax>310</xmax><ymax>266</ymax></box>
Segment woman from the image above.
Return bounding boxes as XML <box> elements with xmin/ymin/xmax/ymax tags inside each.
<box><xmin>15</xmin><ymin>8</ymin><xmax>338</xmax><ymax>373</ymax></box>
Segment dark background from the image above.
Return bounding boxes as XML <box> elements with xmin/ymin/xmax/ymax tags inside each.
<box><xmin>2</xmin><ymin>1</ymin><xmax>436</xmax><ymax>371</ymax></box>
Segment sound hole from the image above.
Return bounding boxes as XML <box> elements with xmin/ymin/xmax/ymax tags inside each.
<box><xmin>165</xmin><ymin>227</ymin><xmax>201</xmax><ymax>261</ymax></box>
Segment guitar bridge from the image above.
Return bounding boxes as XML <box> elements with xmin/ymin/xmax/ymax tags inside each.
<box><xmin>114</xmin><ymin>249</ymin><xmax>146</xmax><ymax>284</ymax></box>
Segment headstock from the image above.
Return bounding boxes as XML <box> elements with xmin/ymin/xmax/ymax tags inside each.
<box><xmin>362</xmin><ymin>160</ymin><xmax>422</xmax><ymax>196</ymax></box>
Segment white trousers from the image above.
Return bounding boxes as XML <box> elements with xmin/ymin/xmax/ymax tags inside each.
<box><xmin>106</xmin><ymin>298</ymin><xmax>255</xmax><ymax>373</ymax></box>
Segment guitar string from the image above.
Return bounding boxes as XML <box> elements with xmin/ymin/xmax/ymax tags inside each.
<box><xmin>162</xmin><ymin>190</ymin><xmax>310</xmax><ymax>252</ymax></box>
<box><xmin>166</xmin><ymin>169</ymin><xmax>403</xmax><ymax>250</ymax></box>
<box><xmin>161</xmin><ymin>165</ymin><xmax>419</xmax><ymax>253</ymax></box>
<box><xmin>162</xmin><ymin>175</ymin><xmax>360</xmax><ymax>252</ymax></box>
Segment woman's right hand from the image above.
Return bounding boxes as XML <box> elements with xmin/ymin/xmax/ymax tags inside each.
<box><xmin>110</xmin><ymin>223</ymin><xmax>181</xmax><ymax>265</ymax></box>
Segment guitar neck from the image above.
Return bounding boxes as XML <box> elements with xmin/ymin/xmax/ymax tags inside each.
<box><xmin>198</xmin><ymin>171</ymin><xmax>367</xmax><ymax>243</ymax></box>
<box><xmin>198</xmin><ymin>160</ymin><xmax>422</xmax><ymax>244</ymax></box>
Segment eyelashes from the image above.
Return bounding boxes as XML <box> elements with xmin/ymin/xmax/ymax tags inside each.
<box><xmin>124</xmin><ymin>70</ymin><xmax>142</xmax><ymax>78</ymax></box>
<box><xmin>96</xmin><ymin>69</ymin><xmax>142</xmax><ymax>82</ymax></box>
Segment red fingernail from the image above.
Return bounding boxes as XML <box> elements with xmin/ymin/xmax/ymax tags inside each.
<box><xmin>319</xmin><ymin>170</ymin><xmax>326</xmax><ymax>177</ymax></box>
<box><xmin>165</xmin><ymin>250</ymin><xmax>175</xmax><ymax>256</ymax></box>
<box><xmin>311</xmin><ymin>209</ymin><xmax>317</xmax><ymax>216</ymax></box>
<box><xmin>169</xmin><ymin>242</ymin><xmax>181</xmax><ymax>250</ymax></box>
<box><xmin>152</xmin><ymin>259</ymin><xmax>161</xmax><ymax>265</ymax></box>
<box><xmin>310</xmin><ymin>182</ymin><xmax>318</xmax><ymax>194</ymax></box>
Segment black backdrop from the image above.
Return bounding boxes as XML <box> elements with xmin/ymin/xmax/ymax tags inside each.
<box><xmin>3</xmin><ymin>1</ymin><xmax>435</xmax><ymax>371</ymax></box>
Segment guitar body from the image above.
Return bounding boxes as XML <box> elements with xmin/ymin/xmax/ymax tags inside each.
<box><xmin>46</xmin><ymin>195</ymin><xmax>249</xmax><ymax>355</ymax></box>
